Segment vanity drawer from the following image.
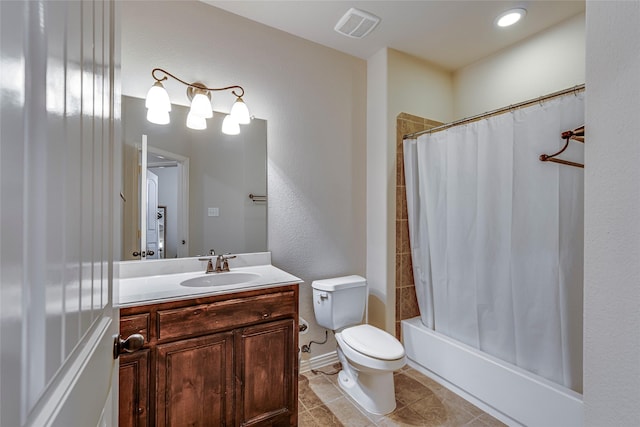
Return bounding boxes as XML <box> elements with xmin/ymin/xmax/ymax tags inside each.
<box><xmin>120</xmin><ymin>313</ymin><xmax>150</xmax><ymax>343</ymax></box>
<box><xmin>156</xmin><ymin>290</ymin><xmax>296</xmax><ymax>341</ymax></box>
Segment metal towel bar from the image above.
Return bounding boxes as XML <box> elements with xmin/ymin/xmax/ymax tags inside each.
<box><xmin>249</xmin><ymin>193</ymin><xmax>267</xmax><ymax>203</ymax></box>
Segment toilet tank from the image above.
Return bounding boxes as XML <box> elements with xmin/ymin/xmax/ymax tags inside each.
<box><xmin>311</xmin><ymin>275</ymin><xmax>367</xmax><ymax>330</ymax></box>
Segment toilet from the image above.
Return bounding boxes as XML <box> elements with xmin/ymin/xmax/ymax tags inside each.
<box><xmin>311</xmin><ymin>275</ymin><xmax>406</xmax><ymax>415</ymax></box>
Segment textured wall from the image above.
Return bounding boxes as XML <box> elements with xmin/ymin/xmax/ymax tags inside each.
<box><xmin>121</xmin><ymin>1</ymin><xmax>367</xmax><ymax>359</ymax></box>
<box><xmin>454</xmin><ymin>13</ymin><xmax>585</xmax><ymax>120</ymax></box>
<box><xmin>367</xmin><ymin>48</ymin><xmax>453</xmax><ymax>333</ymax></box>
<box><xmin>584</xmin><ymin>1</ymin><xmax>640</xmax><ymax>424</ymax></box>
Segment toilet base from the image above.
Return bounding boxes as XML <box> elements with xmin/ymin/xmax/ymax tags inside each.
<box><xmin>336</xmin><ymin>348</ymin><xmax>397</xmax><ymax>415</ymax></box>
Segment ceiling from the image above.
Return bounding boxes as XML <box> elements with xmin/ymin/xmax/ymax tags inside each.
<box><xmin>203</xmin><ymin>1</ymin><xmax>585</xmax><ymax>71</ymax></box>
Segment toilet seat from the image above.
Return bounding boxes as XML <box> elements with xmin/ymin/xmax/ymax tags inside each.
<box><xmin>341</xmin><ymin>324</ymin><xmax>405</xmax><ymax>360</ymax></box>
<box><xmin>335</xmin><ymin>331</ymin><xmax>405</xmax><ymax>373</ymax></box>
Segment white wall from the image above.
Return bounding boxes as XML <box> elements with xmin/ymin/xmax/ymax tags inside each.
<box><xmin>366</xmin><ymin>49</ymin><xmax>390</xmax><ymax>330</ymax></box>
<box><xmin>121</xmin><ymin>1</ymin><xmax>367</xmax><ymax>358</ymax></box>
<box><xmin>584</xmin><ymin>1</ymin><xmax>640</xmax><ymax>424</ymax></box>
<box><xmin>388</xmin><ymin>49</ymin><xmax>453</xmax><ymax>123</ymax></box>
<box><xmin>454</xmin><ymin>13</ymin><xmax>585</xmax><ymax>119</ymax></box>
<box><xmin>367</xmin><ymin>48</ymin><xmax>452</xmax><ymax>332</ymax></box>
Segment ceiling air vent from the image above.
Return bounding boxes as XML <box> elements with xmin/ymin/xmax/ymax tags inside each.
<box><xmin>334</xmin><ymin>8</ymin><xmax>380</xmax><ymax>39</ymax></box>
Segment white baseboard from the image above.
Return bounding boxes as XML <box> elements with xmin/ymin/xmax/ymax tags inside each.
<box><xmin>299</xmin><ymin>350</ymin><xmax>339</xmax><ymax>373</ymax></box>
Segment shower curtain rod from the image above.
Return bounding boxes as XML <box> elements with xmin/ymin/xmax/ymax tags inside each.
<box><xmin>403</xmin><ymin>84</ymin><xmax>585</xmax><ymax>140</ymax></box>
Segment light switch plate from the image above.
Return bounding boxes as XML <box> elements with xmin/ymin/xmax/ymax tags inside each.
<box><xmin>208</xmin><ymin>207</ymin><xmax>219</xmax><ymax>217</ymax></box>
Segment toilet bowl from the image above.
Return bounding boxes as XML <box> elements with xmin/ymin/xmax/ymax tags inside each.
<box><xmin>334</xmin><ymin>324</ymin><xmax>406</xmax><ymax>414</ymax></box>
<box><xmin>311</xmin><ymin>276</ymin><xmax>406</xmax><ymax>415</ymax></box>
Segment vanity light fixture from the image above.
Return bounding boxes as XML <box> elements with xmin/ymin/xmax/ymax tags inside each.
<box><xmin>145</xmin><ymin>68</ymin><xmax>251</xmax><ymax>134</ymax></box>
<box><xmin>495</xmin><ymin>8</ymin><xmax>526</xmax><ymax>28</ymax></box>
<box><xmin>221</xmin><ymin>114</ymin><xmax>240</xmax><ymax>135</ymax></box>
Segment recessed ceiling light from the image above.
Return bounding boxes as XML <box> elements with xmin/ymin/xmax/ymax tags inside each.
<box><xmin>495</xmin><ymin>8</ymin><xmax>527</xmax><ymax>28</ymax></box>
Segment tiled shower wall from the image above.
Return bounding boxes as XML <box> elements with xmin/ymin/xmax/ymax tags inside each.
<box><xmin>395</xmin><ymin>113</ymin><xmax>442</xmax><ymax>339</ymax></box>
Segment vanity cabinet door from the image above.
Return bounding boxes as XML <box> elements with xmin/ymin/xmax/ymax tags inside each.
<box><xmin>235</xmin><ymin>318</ymin><xmax>297</xmax><ymax>427</ymax></box>
<box><xmin>155</xmin><ymin>332</ymin><xmax>234</xmax><ymax>427</ymax></box>
<box><xmin>119</xmin><ymin>350</ymin><xmax>150</xmax><ymax>427</ymax></box>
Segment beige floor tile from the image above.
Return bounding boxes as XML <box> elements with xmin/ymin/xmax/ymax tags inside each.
<box><xmin>440</xmin><ymin>406</ymin><xmax>477</xmax><ymax>427</ymax></box>
<box><xmin>406</xmin><ymin>394</ymin><xmax>449</xmax><ymax>426</ymax></box>
<box><xmin>323</xmin><ymin>396</ymin><xmax>376</xmax><ymax>427</ymax></box>
<box><xmin>435</xmin><ymin>390</ymin><xmax>485</xmax><ymax>424</ymax></box>
<box><xmin>464</xmin><ymin>413</ymin><xmax>508</xmax><ymax>427</ymax></box>
<box><xmin>298</xmin><ymin>409</ymin><xmax>320</xmax><ymax>427</ymax></box>
<box><xmin>402</xmin><ymin>368</ymin><xmax>447</xmax><ymax>395</ymax></box>
<box><xmin>394</xmin><ymin>373</ymin><xmax>436</xmax><ymax>407</ymax></box>
<box><xmin>376</xmin><ymin>405</ymin><xmax>427</xmax><ymax>427</ymax></box>
<box><xmin>298</xmin><ymin>366</ymin><xmax>499</xmax><ymax>427</ymax></box>
<box><xmin>308</xmin><ymin>404</ymin><xmax>345</xmax><ymax>427</ymax></box>
<box><xmin>444</xmin><ymin>393</ymin><xmax>483</xmax><ymax>417</ymax></box>
<box><xmin>298</xmin><ymin>377</ymin><xmax>324</xmax><ymax>411</ymax></box>
<box><xmin>299</xmin><ymin>372</ymin><xmax>343</xmax><ymax>410</ymax></box>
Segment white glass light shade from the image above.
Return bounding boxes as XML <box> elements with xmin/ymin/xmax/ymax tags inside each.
<box><xmin>230</xmin><ymin>97</ymin><xmax>251</xmax><ymax>124</ymax></box>
<box><xmin>221</xmin><ymin>114</ymin><xmax>240</xmax><ymax>135</ymax></box>
<box><xmin>147</xmin><ymin>108</ymin><xmax>170</xmax><ymax>125</ymax></box>
<box><xmin>186</xmin><ymin>111</ymin><xmax>207</xmax><ymax>130</ymax></box>
<box><xmin>145</xmin><ymin>82</ymin><xmax>171</xmax><ymax>112</ymax></box>
<box><xmin>496</xmin><ymin>8</ymin><xmax>526</xmax><ymax>27</ymax></box>
<box><xmin>189</xmin><ymin>92</ymin><xmax>213</xmax><ymax>118</ymax></box>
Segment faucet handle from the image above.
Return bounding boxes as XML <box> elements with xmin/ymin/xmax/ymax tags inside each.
<box><xmin>197</xmin><ymin>250</ymin><xmax>216</xmax><ymax>262</ymax></box>
<box><xmin>221</xmin><ymin>253</ymin><xmax>237</xmax><ymax>271</ymax></box>
<box><xmin>198</xmin><ymin>256</ymin><xmax>215</xmax><ymax>273</ymax></box>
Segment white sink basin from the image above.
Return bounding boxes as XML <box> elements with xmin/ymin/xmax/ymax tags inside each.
<box><xmin>180</xmin><ymin>271</ymin><xmax>261</xmax><ymax>287</ymax></box>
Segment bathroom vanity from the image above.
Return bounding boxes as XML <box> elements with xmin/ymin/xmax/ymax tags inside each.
<box><xmin>116</xmin><ymin>253</ymin><xmax>300</xmax><ymax>426</ymax></box>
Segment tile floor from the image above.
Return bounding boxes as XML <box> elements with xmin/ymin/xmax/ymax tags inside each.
<box><xmin>298</xmin><ymin>365</ymin><xmax>507</xmax><ymax>427</ymax></box>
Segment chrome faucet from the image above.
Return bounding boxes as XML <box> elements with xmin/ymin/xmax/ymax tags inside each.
<box><xmin>198</xmin><ymin>249</ymin><xmax>217</xmax><ymax>274</ymax></box>
<box><xmin>214</xmin><ymin>253</ymin><xmax>237</xmax><ymax>272</ymax></box>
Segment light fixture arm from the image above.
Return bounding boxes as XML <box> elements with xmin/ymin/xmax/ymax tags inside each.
<box><xmin>151</xmin><ymin>67</ymin><xmax>245</xmax><ymax>98</ymax></box>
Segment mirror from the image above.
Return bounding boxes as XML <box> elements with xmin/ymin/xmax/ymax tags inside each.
<box><xmin>121</xmin><ymin>95</ymin><xmax>267</xmax><ymax>260</ymax></box>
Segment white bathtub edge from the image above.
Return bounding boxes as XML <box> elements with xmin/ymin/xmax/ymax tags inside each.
<box><xmin>405</xmin><ymin>358</ymin><xmax>520</xmax><ymax>426</ymax></box>
<box><xmin>402</xmin><ymin>317</ymin><xmax>584</xmax><ymax>427</ymax></box>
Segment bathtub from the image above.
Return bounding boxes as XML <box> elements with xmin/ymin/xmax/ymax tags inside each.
<box><xmin>402</xmin><ymin>317</ymin><xmax>583</xmax><ymax>426</ymax></box>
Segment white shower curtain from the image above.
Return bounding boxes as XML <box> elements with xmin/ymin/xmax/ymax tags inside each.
<box><xmin>404</xmin><ymin>92</ymin><xmax>584</xmax><ymax>392</ymax></box>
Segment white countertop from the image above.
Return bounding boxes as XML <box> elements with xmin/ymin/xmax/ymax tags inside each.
<box><xmin>115</xmin><ymin>252</ymin><xmax>302</xmax><ymax>308</ymax></box>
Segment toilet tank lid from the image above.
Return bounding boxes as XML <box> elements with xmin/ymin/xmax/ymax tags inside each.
<box><xmin>311</xmin><ymin>275</ymin><xmax>366</xmax><ymax>291</ymax></box>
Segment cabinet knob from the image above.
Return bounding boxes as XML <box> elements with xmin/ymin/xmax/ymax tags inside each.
<box><xmin>112</xmin><ymin>333</ymin><xmax>145</xmax><ymax>359</ymax></box>
<box><xmin>262</xmin><ymin>313</ymin><xmax>270</xmax><ymax>319</ymax></box>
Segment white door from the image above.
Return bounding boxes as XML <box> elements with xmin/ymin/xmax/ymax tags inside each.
<box><xmin>0</xmin><ymin>1</ymin><xmax>121</xmax><ymax>426</ymax></box>
<box><xmin>146</xmin><ymin>170</ymin><xmax>160</xmax><ymax>259</ymax></box>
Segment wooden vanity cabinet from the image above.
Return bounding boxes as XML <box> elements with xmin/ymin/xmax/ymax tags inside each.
<box><xmin>118</xmin><ymin>284</ymin><xmax>299</xmax><ymax>427</ymax></box>
<box><xmin>119</xmin><ymin>313</ymin><xmax>151</xmax><ymax>427</ymax></box>
<box><xmin>235</xmin><ymin>319</ymin><xmax>296</xmax><ymax>426</ymax></box>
